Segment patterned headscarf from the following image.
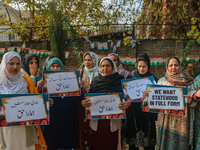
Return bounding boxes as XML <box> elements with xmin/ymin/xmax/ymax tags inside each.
<box><xmin>108</xmin><ymin>53</ymin><xmax>130</xmax><ymax>78</ymax></box>
<box><xmin>46</xmin><ymin>57</ymin><xmax>64</xmax><ymax>71</ymax></box>
<box><xmin>165</xmin><ymin>57</ymin><xmax>193</xmax><ymax>86</ymax></box>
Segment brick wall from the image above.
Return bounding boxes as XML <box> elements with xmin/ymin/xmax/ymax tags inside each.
<box><xmin>0</xmin><ymin>40</ymin><xmax>200</xmax><ymax>79</ymax></box>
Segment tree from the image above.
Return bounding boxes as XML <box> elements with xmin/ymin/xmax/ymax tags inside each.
<box><xmin>138</xmin><ymin>0</ymin><xmax>200</xmax><ymax>40</ymax></box>
<box><xmin>0</xmin><ymin>0</ymin><xmax>49</xmax><ymax>42</ymax></box>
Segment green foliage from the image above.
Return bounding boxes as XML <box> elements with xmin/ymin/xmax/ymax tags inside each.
<box><xmin>139</xmin><ymin>0</ymin><xmax>200</xmax><ymax>40</ymax></box>
<box><xmin>181</xmin><ymin>40</ymin><xmax>194</xmax><ymax>70</ymax></box>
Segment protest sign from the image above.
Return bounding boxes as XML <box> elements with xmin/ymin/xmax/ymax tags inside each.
<box><xmin>143</xmin><ymin>84</ymin><xmax>187</xmax><ymax>116</ymax></box>
<box><xmin>122</xmin><ymin>76</ymin><xmax>155</xmax><ymax>102</ymax></box>
<box><xmin>43</xmin><ymin>70</ymin><xmax>81</xmax><ymax>96</ymax></box>
<box><xmin>85</xmin><ymin>93</ymin><xmax>125</xmax><ymax>119</ymax></box>
<box><xmin>0</xmin><ymin>94</ymin><xmax>49</xmax><ymax>127</ymax></box>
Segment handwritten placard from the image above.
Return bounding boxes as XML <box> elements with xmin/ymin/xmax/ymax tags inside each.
<box><xmin>122</xmin><ymin>76</ymin><xmax>155</xmax><ymax>102</ymax></box>
<box><xmin>85</xmin><ymin>93</ymin><xmax>126</xmax><ymax>119</ymax></box>
<box><xmin>43</xmin><ymin>70</ymin><xmax>81</xmax><ymax>96</ymax></box>
<box><xmin>0</xmin><ymin>94</ymin><xmax>49</xmax><ymax>127</ymax></box>
<box><xmin>143</xmin><ymin>84</ymin><xmax>187</xmax><ymax>116</ymax></box>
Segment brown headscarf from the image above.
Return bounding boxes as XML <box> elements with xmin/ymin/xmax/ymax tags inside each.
<box><xmin>165</xmin><ymin>57</ymin><xmax>193</xmax><ymax>86</ymax></box>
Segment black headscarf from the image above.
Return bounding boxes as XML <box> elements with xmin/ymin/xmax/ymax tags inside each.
<box><xmin>89</xmin><ymin>57</ymin><xmax>124</xmax><ymax>93</ymax></box>
<box><xmin>21</xmin><ymin>54</ymin><xmax>40</xmax><ymax>76</ymax></box>
<box><xmin>131</xmin><ymin>53</ymin><xmax>158</xmax><ymax>81</ymax></box>
<box><xmin>89</xmin><ymin>73</ymin><xmax>124</xmax><ymax>93</ymax></box>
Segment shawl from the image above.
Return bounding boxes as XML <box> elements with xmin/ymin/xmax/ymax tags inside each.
<box><xmin>46</xmin><ymin>57</ymin><xmax>64</xmax><ymax>71</ymax></box>
<box><xmin>89</xmin><ymin>73</ymin><xmax>123</xmax><ymax>93</ymax></box>
<box><xmin>90</xmin><ymin>57</ymin><xmax>122</xmax><ymax>93</ymax></box>
<box><xmin>0</xmin><ymin>51</ymin><xmax>28</xmax><ymax>94</ymax></box>
<box><xmin>21</xmin><ymin>54</ymin><xmax>40</xmax><ymax>76</ymax></box>
<box><xmin>83</xmin><ymin>52</ymin><xmax>99</xmax><ymax>84</ymax></box>
<box><xmin>165</xmin><ymin>58</ymin><xmax>193</xmax><ymax>86</ymax></box>
<box><xmin>108</xmin><ymin>53</ymin><xmax>130</xmax><ymax>78</ymax></box>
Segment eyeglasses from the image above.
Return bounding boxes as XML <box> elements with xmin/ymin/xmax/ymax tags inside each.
<box><xmin>100</xmin><ymin>65</ymin><xmax>112</xmax><ymax>68</ymax></box>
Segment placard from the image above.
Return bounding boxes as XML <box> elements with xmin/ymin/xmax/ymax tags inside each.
<box><xmin>143</xmin><ymin>84</ymin><xmax>187</xmax><ymax>116</ymax></box>
<box><xmin>43</xmin><ymin>70</ymin><xmax>81</xmax><ymax>97</ymax></box>
<box><xmin>122</xmin><ymin>76</ymin><xmax>155</xmax><ymax>102</ymax></box>
<box><xmin>85</xmin><ymin>93</ymin><xmax>126</xmax><ymax>119</ymax></box>
<box><xmin>0</xmin><ymin>94</ymin><xmax>49</xmax><ymax>127</ymax></box>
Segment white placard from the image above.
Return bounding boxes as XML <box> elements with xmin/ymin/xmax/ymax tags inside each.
<box><xmin>89</xmin><ymin>94</ymin><xmax>122</xmax><ymax>116</ymax></box>
<box><xmin>124</xmin><ymin>78</ymin><xmax>152</xmax><ymax>99</ymax></box>
<box><xmin>147</xmin><ymin>87</ymin><xmax>184</xmax><ymax>110</ymax></box>
<box><xmin>2</xmin><ymin>95</ymin><xmax>47</xmax><ymax>123</ymax></box>
<box><xmin>45</xmin><ymin>72</ymin><xmax>79</xmax><ymax>94</ymax></box>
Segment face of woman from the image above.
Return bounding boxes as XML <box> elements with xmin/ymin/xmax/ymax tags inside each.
<box><xmin>6</xmin><ymin>56</ymin><xmax>21</xmax><ymax>75</ymax></box>
<box><xmin>84</xmin><ymin>54</ymin><xmax>94</xmax><ymax>69</ymax></box>
<box><xmin>29</xmin><ymin>58</ymin><xmax>38</xmax><ymax>69</ymax></box>
<box><xmin>109</xmin><ymin>55</ymin><xmax>119</xmax><ymax>67</ymax></box>
<box><xmin>50</xmin><ymin>64</ymin><xmax>61</xmax><ymax>71</ymax></box>
<box><xmin>100</xmin><ymin>60</ymin><xmax>113</xmax><ymax>76</ymax></box>
<box><xmin>167</xmin><ymin>58</ymin><xmax>180</xmax><ymax>75</ymax></box>
<box><xmin>137</xmin><ymin>61</ymin><xmax>148</xmax><ymax>75</ymax></box>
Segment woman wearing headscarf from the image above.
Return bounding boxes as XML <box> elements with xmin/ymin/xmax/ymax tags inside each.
<box><xmin>0</xmin><ymin>51</ymin><xmax>47</xmax><ymax>150</ymax></box>
<box><xmin>187</xmin><ymin>73</ymin><xmax>200</xmax><ymax>149</ymax></box>
<box><xmin>82</xmin><ymin>57</ymin><xmax>131</xmax><ymax>150</ymax></box>
<box><xmin>21</xmin><ymin>53</ymin><xmax>44</xmax><ymax>92</ymax></box>
<box><xmin>155</xmin><ymin>57</ymin><xmax>193</xmax><ymax>150</ymax></box>
<box><xmin>78</xmin><ymin>51</ymin><xmax>99</xmax><ymax>149</ymax></box>
<box><xmin>108</xmin><ymin>53</ymin><xmax>130</xmax><ymax>79</ymax></box>
<box><xmin>126</xmin><ymin>53</ymin><xmax>158</xmax><ymax>150</ymax></box>
<box><xmin>43</xmin><ymin>57</ymin><xmax>80</xmax><ymax>150</ymax></box>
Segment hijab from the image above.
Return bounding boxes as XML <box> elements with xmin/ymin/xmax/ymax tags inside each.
<box><xmin>89</xmin><ymin>57</ymin><xmax>123</xmax><ymax>93</ymax></box>
<box><xmin>0</xmin><ymin>51</ymin><xmax>28</xmax><ymax>94</ymax></box>
<box><xmin>108</xmin><ymin>53</ymin><xmax>130</xmax><ymax>78</ymax></box>
<box><xmin>21</xmin><ymin>53</ymin><xmax>40</xmax><ymax>76</ymax></box>
<box><xmin>131</xmin><ymin>53</ymin><xmax>158</xmax><ymax>81</ymax></box>
<box><xmin>165</xmin><ymin>57</ymin><xmax>193</xmax><ymax>86</ymax></box>
<box><xmin>83</xmin><ymin>52</ymin><xmax>99</xmax><ymax>83</ymax></box>
<box><xmin>46</xmin><ymin>57</ymin><xmax>64</xmax><ymax>71</ymax></box>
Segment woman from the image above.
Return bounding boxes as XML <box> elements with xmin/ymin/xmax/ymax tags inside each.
<box><xmin>126</xmin><ymin>53</ymin><xmax>157</xmax><ymax>150</ymax></box>
<box><xmin>43</xmin><ymin>57</ymin><xmax>80</xmax><ymax>150</ymax></box>
<box><xmin>183</xmin><ymin>63</ymin><xmax>197</xmax><ymax>79</ymax></box>
<box><xmin>78</xmin><ymin>51</ymin><xmax>99</xmax><ymax>149</ymax></box>
<box><xmin>21</xmin><ymin>53</ymin><xmax>44</xmax><ymax>92</ymax></box>
<box><xmin>156</xmin><ymin>57</ymin><xmax>193</xmax><ymax>150</ymax></box>
<box><xmin>0</xmin><ymin>51</ymin><xmax>47</xmax><ymax>150</ymax></box>
<box><xmin>108</xmin><ymin>53</ymin><xmax>130</xmax><ymax>79</ymax></box>
<box><xmin>82</xmin><ymin>57</ymin><xmax>130</xmax><ymax>150</ymax></box>
<box><xmin>188</xmin><ymin>74</ymin><xmax>200</xmax><ymax>149</ymax></box>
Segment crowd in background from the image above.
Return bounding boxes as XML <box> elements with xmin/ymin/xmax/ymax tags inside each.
<box><xmin>0</xmin><ymin>50</ymin><xmax>199</xmax><ymax>150</ymax></box>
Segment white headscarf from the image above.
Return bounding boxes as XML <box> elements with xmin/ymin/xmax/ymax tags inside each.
<box><xmin>99</xmin><ymin>57</ymin><xmax>118</xmax><ymax>76</ymax></box>
<box><xmin>83</xmin><ymin>52</ymin><xmax>99</xmax><ymax>83</ymax></box>
<box><xmin>0</xmin><ymin>51</ymin><xmax>28</xmax><ymax>94</ymax></box>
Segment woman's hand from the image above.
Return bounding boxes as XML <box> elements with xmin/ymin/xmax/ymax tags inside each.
<box><xmin>142</xmin><ymin>91</ymin><xmax>149</xmax><ymax>101</ymax></box>
<box><xmin>81</xmin><ymin>99</ymin><xmax>92</xmax><ymax>108</ymax></box>
<box><xmin>119</xmin><ymin>101</ymin><xmax>131</xmax><ymax>111</ymax></box>
<box><xmin>183</xmin><ymin>95</ymin><xmax>192</xmax><ymax>104</ymax></box>
<box><xmin>49</xmin><ymin>98</ymin><xmax>54</xmax><ymax>107</ymax></box>
<box><xmin>195</xmin><ymin>90</ymin><xmax>200</xmax><ymax>98</ymax></box>
<box><xmin>37</xmin><ymin>80</ymin><xmax>45</xmax><ymax>92</ymax></box>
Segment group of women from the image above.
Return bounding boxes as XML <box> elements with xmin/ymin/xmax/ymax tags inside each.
<box><xmin>0</xmin><ymin>50</ymin><xmax>199</xmax><ymax>150</ymax></box>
